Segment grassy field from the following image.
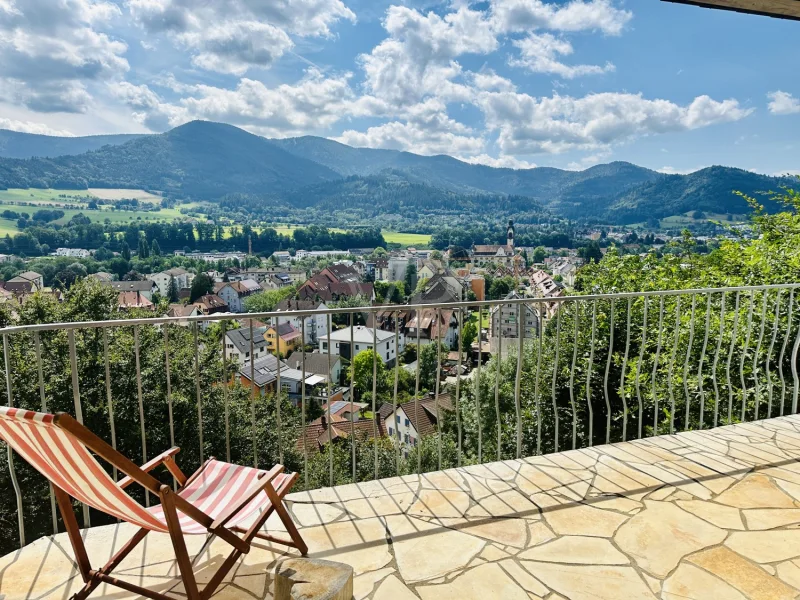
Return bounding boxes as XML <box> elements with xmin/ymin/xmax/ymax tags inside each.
<box><xmin>87</xmin><ymin>188</ymin><xmax>161</xmax><ymax>202</ymax></box>
<box><xmin>639</xmin><ymin>212</ymin><xmax>748</xmax><ymax>228</ymax></box>
<box><xmin>381</xmin><ymin>231</ymin><xmax>432</xmax><ymax>247</ymax></box>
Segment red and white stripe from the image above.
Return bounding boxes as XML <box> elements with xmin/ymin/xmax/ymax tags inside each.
<box><xmin>0</xmin><ymin>407</ymin><xmax>290</xmax><ymax>535</ymax></box>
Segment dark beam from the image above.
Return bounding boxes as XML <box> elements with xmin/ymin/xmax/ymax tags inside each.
<box><xmin>663</xmin><ymin>0</ymin><xmax>800</xmax><ymax>21</ymax></box>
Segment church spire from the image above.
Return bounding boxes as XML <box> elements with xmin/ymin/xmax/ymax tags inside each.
<box><xmin>507</xmin><ymin>219</ymin><xmax>515</xmax><ymax>249</ymax></box>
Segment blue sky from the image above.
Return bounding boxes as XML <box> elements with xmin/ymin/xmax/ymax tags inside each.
<box><xmin>0</xmin><ymin>0</ymin><xmax>798</xmax><ymax>175</ymax></box>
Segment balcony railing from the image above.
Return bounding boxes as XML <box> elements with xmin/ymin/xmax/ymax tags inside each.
<box><xmin>1</xmin><ymin>282</ymin><xmax>799</xmax><ymax>554</ymax></box>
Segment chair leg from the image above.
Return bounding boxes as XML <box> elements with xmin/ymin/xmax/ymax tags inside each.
<box><xmin>160</xmin><ymin>486</ymin><xmax>201</xmax><ymax>600</ymax></box>
<box><xmin>54</xmin><ymin>487</ymin><xmax>92</xmax><ymax>582</ymax></box>
<box><xmin>263</xmin><ymin>476</ymin><xmax>308</xmax><ymax>556</ymax></box>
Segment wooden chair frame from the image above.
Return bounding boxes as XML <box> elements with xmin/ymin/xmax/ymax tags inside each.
<box><xmin>50</xmin><ymin>413</ymin><xmax>308</xmax><ymax>600</ymax></box>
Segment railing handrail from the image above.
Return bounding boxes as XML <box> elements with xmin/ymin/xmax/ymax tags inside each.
<box><xmin>1</xmin><ymin>282</ymin><xmax>798</xmax><ymax>334</ymax></box>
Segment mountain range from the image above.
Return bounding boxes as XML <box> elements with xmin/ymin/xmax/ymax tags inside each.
<box><xmin>0</xmin><ymin>121</ymin><xmax>793</xmax><ymax>224</ymax></box>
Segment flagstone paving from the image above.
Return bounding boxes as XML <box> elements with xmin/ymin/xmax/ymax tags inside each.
<box><xmin>5</xmin><ymin>416</ymin><xmax>800</xmax><ymax>598</ymax></box>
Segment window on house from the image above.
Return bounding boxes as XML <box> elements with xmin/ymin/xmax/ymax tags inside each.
<box><xmin>404</xmin><ymin>434</ymin><xmax>409</xmax><ymax>444</ymax></box>
<box><xmin>322</xmin><ymin>342</ymin><xmax>328</xmax><ymax>350</ymax></box>
<box><xmin>396</xmin><ymin>415</ymin><xmax>400</xmax><ymax>423</ymax></box>
<box><xmin>405</xmin><ymin>418</ymin><xmax>409</xmax><ymax>427</ymax></box>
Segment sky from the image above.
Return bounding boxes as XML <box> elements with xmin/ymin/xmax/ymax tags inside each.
<box><xmin>0</xmin><ymin>0</ymin><xmax>798</xmax><ymax>175</ymax></box>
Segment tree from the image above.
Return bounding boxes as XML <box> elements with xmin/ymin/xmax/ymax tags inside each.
<box><xmin>350</xmin><ymin>349</ymin><xmax>387</xmax><ymax>400</ymax></box>
<box><xmin>167</xmin><ymin>276</ymin><xmax>179</xmax><ymax>303</ymax></box>
<box><xmin>243</xmin><ymin>285</ymin><xmax>297</xmax><ymax>312</ymax></box>
<box><xmin>150</xmin><ymin>239</ymin><xmax>161</xmax><ymax>256</ymax></box>
<box><xmin>120</xmin><ymin>241</ymin><xmax>131</xmax><ymax>261</ymax></box>
<box><xmin>489</xmin><ymin>276</ymin><xmax>514</xmax><ymax>300</ymax></box>
<box><xmin>692</xmin><ymin>210</ymin><xmax>706</xmax><ymax>220</ymax></box>
<box><xmin>418</xmin><ymin>342</ymin><xmax>448</xmax><ymax>391</ymax></box>
<box><xmin>137</xmin><ymin>237</ymin><xmax>149</xmax><ymax>259</ymax></box>
<box><xmin>430</xmin><ymin>250</ymin><xmax>443</xmax><ymax>261</ymax></box>
<box><xmin>404</xmin><ymin>263</ymin><xmax>418</xmax><ymax>293</ymax></box>
<box><xmin>581</xmin><ymin>241</ymin><xmax>603</xmax><ymax>264</ymax></box>
<box><xmin>461</xmin><ymin>320</ymin><xmax>477</xmax><ymax>353</ymax></box>
<box><xmin>189</xmin><ymin>272</ymin><xmax>214</xmax><ymax>302</ymax></box>
<box><xmin>532</xmin><ymin>246</ymin><xmax>547</xmax><ymax>263</ymax></box>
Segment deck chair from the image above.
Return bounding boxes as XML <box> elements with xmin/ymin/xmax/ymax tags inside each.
<box><xmin>0</xmin><ymin>407</ymin><xmax>308</xmax><ymax>600</ymax></box>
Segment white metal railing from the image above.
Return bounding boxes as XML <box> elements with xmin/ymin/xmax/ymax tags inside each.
<box><xmin>1</xmin><ymin>282</ymin><xmax>800</xmax><ymax>552</ymax></box>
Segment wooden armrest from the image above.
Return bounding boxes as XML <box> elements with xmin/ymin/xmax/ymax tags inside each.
<box><xmin>210</xmin><ymin>465</ymin><xmax>284</xmax><ymax>530</ymax></box>
<box><xmin>119</xmin><ymin>447</ymin><xmax>181</xmax><ymax>490</ymax></box>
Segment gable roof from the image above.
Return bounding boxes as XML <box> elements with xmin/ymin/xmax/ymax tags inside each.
<box><xmin>275</xmin><ymin>298</ymin><xmax>327</xmax><ymax>312</ymax></box>
<box><xmin>110</xmin><ymin>280</ymin><xmax>156</xmax><ymax>292</ymax></box>
<box><xmin>379</xmin><ymin>393</ymin><xmax>454</xmax><ymax>438</ymax></box>
<box><xmin>297</xmin><ymin>417</ymin><xmax>386</xmax><ymax>455</ymax></box>
<box><xmin>193</xmin><ymin>294</ymin><xmax>228</xmax><ymax>311</ymax></box>
<box><xmin>286</xmin><ymin>352</ymin><xmax>341</xmax><ymax>377</ymax></box>
<box><xmin>239</xmin><ymin>353</ymin><xmax>286</xmax><ymax>387</ymax></box>
<box><xmin>226</xmin><ymin>327</ymin><xmax>267</xmax><ymax>354</ymax></box>
<box><xmin>118</xmin><ymin>291</ymin><xmax>154</xmax><ymax>310</ymax></box>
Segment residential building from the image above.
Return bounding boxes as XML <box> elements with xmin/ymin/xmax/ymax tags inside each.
<box><xmin>89</xmin><ymin>272</ymin><xmax>115</xmax><ymax>283</ymax></box>
<box><xmin>149</xmin><ymin>268</ymin><xmax>194</xmax><ymax>296</ymax></box>
<box><xmin>319</xmin><ymin>325</ymin><xmax>405</xmax><ymax>364</ymax></box>
<box><xmin>297</xmin><ymin>414</ymin><xmax>385</xmax><ymax>456</ymax></box>
<box><xmin>117</xmin><ymin>291</ymin><xmax>154</xmax><ymax>311</ymax></box>
<box><xmin>259</xmin><ymin>273</ymin><xmax>294</xmax><ymax>290</ymax></box>
<box><xmin>410</xmin><ymin>273</ymin><xmax>466</xmax><ymax>305</ymax></box>
<box><xmin>54</xmin><ymin>248</ymin><xmax>91</xmax><ymax>258</ymax></box>
<box><xmin>374</xmin><ymin>258</ymin><xmax>389</xmax><ymax>281</ymax></box>
<box><xmin>237</xmin><ymin>354</ymin><xmax>285</xmax><ymax>395</ymax></box>
<box><xmin>318</xmin><ymin>400</ymin><xmax>367</xmax><ymax>422</ymax></box>
<box><xmin>388</xmin><ymin>255</ymin><xmax>411</xmax><ymax>282</ymax></box>
<box><xmin>271</xmin><ymin>251</ymin><xmax>292</xmax><ymax>264</ymax></box>
<box><xmin>298</xmin><ymin>264</ymin><xmax>374</xmax><ymax>302</ymax></box>
<box><xmin>417</xmin><ymin>259</ymin><xmax>445</xmax><ymax>280</ymax></box>
<box><xmin>294</xmin><ymin>250</ymin><xmax>350</xmax><ymax>261</ymax></box>
<box><xmin>379</xmin><ymin>393</ymin><xmax>453</xmax><ymax>451</ymax></box>
<box><xmin>274</xmin><ymin>298</ymin><xmax>329</xmax><ymax>344</ymax></box>
<box><xmin>109</xmin><ymin>280</ymin><xmax>157</xmax><ymax>301</ymax></box>
<box><xmin>286</xmin><ymin>351</ymin><xmax>343</xmax><ymax>386</ymax></box>
<box><xmin>490</xmin><ymin>291</ymin><xmax>540</xmax><ymax>340</ymax></box>
<box><xmin>231</xmin><ymin>267</ymin><xmax>304</xmax><ymax>285</ymax></box>
<box><xmin>225</xmin><ymin>327</ymin><xmax>268</xmax><ymax>366</ymax></box>
<box><xmin>551</xmin><ymin>259</ymin><xmax>580</xmax><ymax>287</ymax></box>
<box><xmin>265</xmin><ymin>321</ymin><xmax>302</xmax><ymax>356</ymax></box>
<box><xmin>0</xmin><ymin>254</ymin><xmax>13</xmax><ymax>263</ymax></box>
<box><xmin>214</xmin><ymin>279</ymin><xmax>260</xmax><ymax>313</ymax></box>
<box><xmin>165</xmin><ymin>303</ymin><xmax>199</xmax><ymax>325</ymax></box>
<box><xmin>8</xmin><ymin>271</ymin><xmax>44</xmax><ymax>292</ymax></box>
<box><xmin>192</xmin><ymin>294</ymin><xmax>228</xmax><ymax>315</ymax></box>
<box><xmin>405</xmin><ymin>307</ymin><xmax>459</xmax><ymax>348</ymax></box>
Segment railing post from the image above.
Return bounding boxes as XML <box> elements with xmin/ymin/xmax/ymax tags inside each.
<box><xmin>3</xmin><ymin>333</ymin><xmax>25</xmax><ymax>547</ymax></box>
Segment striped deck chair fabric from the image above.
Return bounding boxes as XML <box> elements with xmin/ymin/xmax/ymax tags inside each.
<box><xmin>0</xmin><ymin>406</ymin><xmax>307</xmax><ymax>600</ymax></box>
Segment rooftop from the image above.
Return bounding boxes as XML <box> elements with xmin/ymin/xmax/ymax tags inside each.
<box><xmin>5</xmin><ymin>415</ymin><xmax>800</xmax><ymax>599</ymax></box>
<box><xmin>322</xmin><ymin>325</ymin><xmax>397</xmax><ymax>344</ymax></box>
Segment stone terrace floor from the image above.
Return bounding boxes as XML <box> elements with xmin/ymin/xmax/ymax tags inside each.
<box><xmin>6</xmin><ymin>417</ymin><xmax>800</xmax><ymax>599</ymax></box>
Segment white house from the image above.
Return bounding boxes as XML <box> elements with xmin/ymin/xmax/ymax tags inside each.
<box><xmin>286</xmin><ymin>351</ymin><xmax>343</xmax><ymax>386</ymax></box>
<box><xmin>274</xmin><ymin>298</ymin><xmax>329</xmax><ymax>345</ymax></box>
<box><xmin>319</xmin><ymin>326</ymin><xmax>405</xmax><ymax>365</ymax></box>
<box><xmin>225</xmin><ymin>327</ymin><xmax>268</xmax><ymax>366</ymax></box>
<box><xmin>55</xmin><ymin>248</ymin><xmax>91</xmax><ymax>258</ymax></box>
<box><xmin>109</xmin><ymin>280</ymin><xmax>157</xmax><ymax>301</ymax></box>
<box><xmin>214</xmin><ymin>279</ymin><xmax>260</xmax><ymax>313</ymax></box>
<box><xmin>379</xmin><ymin>394</ymin><xmax>453</xmax><ymax>451</ymax></box>
<box><xmin>490</xmin><ymin>291</ymin><xmax>539</xmax><ymax>340</ymax></box>
<box><xmin>388</xmin><ymin>256</ymin><xmax>411</xmax><ymax>282</ymax></box>
<box><xmin>149</xmin><ymin>267</ymin><xmax>194</xmax><ymax>296</ymax></box>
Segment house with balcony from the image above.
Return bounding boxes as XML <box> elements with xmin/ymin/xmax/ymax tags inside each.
<box><xmin>265</xmin><ymin>321</ymin><xmax>302</xmax><ymax>356</ymax></box>
<box><xmin>490</xmin><ymin>291</ymin><xmax>540</xmax><ymax>341</ymax></box>
<box><xmin>274</xmin><ymin>298</ymin><xmax>329</xmax><ymax>344</ymax></box>
<box><xmin>213</xmin><ymin>279</ymin><xmax>260</xmax><ymax>313</ymax></box>
<box><xmin>286</xmin><ymin>350</ymin><xmax>343</xmax><ymax>386</ymax></box>
<box><xmin>148</xmin><ymin>267</ymin><xmax>194</xmax><ymax>296</ymax></box>
<box><xmin>320</xmin><ymin>325</ymin><xmax>405</xmax><ymax>364</ymax></box>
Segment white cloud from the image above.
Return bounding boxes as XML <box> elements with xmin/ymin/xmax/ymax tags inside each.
<box><xmin>768</xmin><ymin>91</ymin><xmax>800</xmax><ymax>115</ymax></box>
<box><xmin>471</xmin><ymin>69</ymin><xmax>516</xmax><ymax>92</ymax></box>
<box><xmin>478</xmin><ymin>91</ymin><xmax>754</xmax><ymax>154</ymax></box>
<box><xmin>126</xmin><ymin>0</ymin><xmax>354</xmax><ymax>74</ymax></box>
<box><xmin>459</xmin><ymin>153</ymin><xmax>537</xmax><ymax>169</ymax></box>
<box><xmin>336</xmin><ymin>98</ymin><xmax>484</xmax><ymax>155</ymax></box>
<box><xmin>178</xmin><ymin>21</ymin><xmax>293</xmax><ymax>75</ymax></box>
<box><xmin>0</xmin><ymin>117</ymin><xmax>74</xmax><ymax>136</ymax></box>
<box><xmin>490</xmin><ymin>0</ymin><xmax>632</xmax><ymax>35</ymax></box>
<box><xmin>510</xmin><ymin>33</ymin><xmax>614</xmax><ymax>78</ymax></box>
<box><xmin>0</xmin><ymin>0</ymin><xmax>128</xmax><ymax>112</ymax></box>
<box><xmin>657</xmin><ymin>166</ymin><xmax>706</xmax><ymax>174</ymax></box>
<box><xmin>360</xmin><ymin>6</ymin><xmax>496</xmax><ymax>108</ymax></box>
<box><xmin>110</xmin><ymin>81</ymin><xmax>185</xmax><ymax>131</ymax></box>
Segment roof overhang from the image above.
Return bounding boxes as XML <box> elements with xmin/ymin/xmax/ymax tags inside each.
<box><xmin>662</xmin><ymin>0</ymin><xmax>800</xmax><ymax>20</ymax></box>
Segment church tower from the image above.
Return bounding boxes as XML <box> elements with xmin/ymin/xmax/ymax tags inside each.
<box><xmin>507</xmin><ymin>219</ymin><xmax>515</xmax><ymax>249</ymax></box>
